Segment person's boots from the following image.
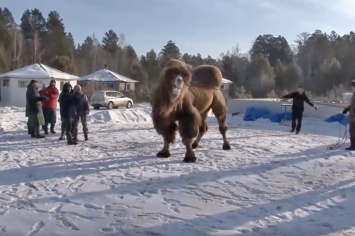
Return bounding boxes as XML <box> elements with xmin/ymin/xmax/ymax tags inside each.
<box><xmin>30</xmin><ymin>129</ymin><xmax>36</xmax><ymax>138</ymax></box>
<box><xmin>43</xmin><ymin>125</ymin><xmax>48</xmax><ymax>135</ymax></box>
<box><xmin>59</xmin><ymin>130</ymin><xmax>65</xmax><ymax>140</ymax></box>
<box><xmin>50</xmin><ymin>124</ymin><xmax>56</xmax><ymax>134</ymax></box>
<box><xmin>34</xmin><ymin>127</ymin><xmax>45</xmax><ymax>139</ymax></box>
<box><xmin>59</xmin><ymin>128</ymin><xmax>65</xmax><ymax>140</ymax></box>
<box><xmin>345</xmin><ymin>138</ymin><xmax>355</xmax><ymax>150</ymax></box>
<box><xmin>67</xmin><ymin>133</ymin><xmax>77</xmax><ymax>145</ymax></box>
<box><xmin>84</xmin><ymin>133</ymin><xmax>88</xmax><ymax>141</ymax></box>
<box><xmin>72</xmin><ymin>132</ymin><xmax>78</xmax><ymax>143</ymax></box>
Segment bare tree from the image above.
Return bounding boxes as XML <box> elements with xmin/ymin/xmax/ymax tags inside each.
<box><xmin>33</xmin><ymin>30</ymin><xmax>40</xmax><ymax>63</ymax></box>
<box><xmin>91</xmin><ymin>33</ymin><xmax>99</xmax><ymax>71</ymax></box>
<box><xmin>11</xmin><ymin>26</ymin><xmax>24</xmax><ymax>68</ymax></box>
<box><xmin>118</xmin><ymin>33</ymin><xmax>126</xmax><ymax>48</ymax></box>
<box><xmin>231</xmin><ymin>43</ymin><xmax>241</xmax><ymax>57</ymax></box>
<box><xmin>295</xmin><ymin>32</ymin><xmax>310</xmax><ymax>49</ymax></box>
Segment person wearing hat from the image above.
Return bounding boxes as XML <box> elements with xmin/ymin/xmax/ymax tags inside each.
<box><xmin>72</xmin><ymin>84</ymin><xmax>90</xmax><ymax>141</ymax></box>
<box><xmin>282</xmin><ymin>86</ymin><xmax>317</xmax><ymax>134</ymax></box>
<box><xmin>342</xmin><ymin>80</ymin><xmax>355</xmax><ymax>150</ymax></box>
<box><xmin>41</xmin><ymin>79</ymin><xmax>59</xmax><ymax>134</ymax></box>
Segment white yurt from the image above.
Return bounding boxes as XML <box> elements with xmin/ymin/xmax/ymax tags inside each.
<box><xmin>0</xmin><ymin>63</ymin><xmax>79</xmax><ymax>107</ymax></box>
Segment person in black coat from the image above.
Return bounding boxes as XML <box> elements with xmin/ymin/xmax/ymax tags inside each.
<box><xmin>58</xmin><ymin>91</ymin><xmax>66</xmax><ymax>140</ymax></box>
<box><xmin>26</xmin><ymin>80</ymin><xmax>47</xmax><ymax>138</ymax></box>
<box><xmin>282</xmin><ymin>86</ymin><xmax>317</xmax><ymax>134</ymax></box>
<box><xmin>59</xmin><ymin>83</ymin><xmax>80</xmax><ymax>145</ymax></box>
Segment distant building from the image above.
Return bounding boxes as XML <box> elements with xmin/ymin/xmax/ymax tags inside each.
<box><xmin>78</xmin><ymin>69</ymin><xmax>138</xmax><ymax>99</ymax></box>
<box><xmin>343</xmin><ymin>92</ymin><xmax>353</xmax><ymax>103</ymax></box>
<box><xmin>0</xmin><ymin>63</ymin><xmax>79</xmax><ymax>107</ymax></box>
<box><xmin>221</xmin><ymin>78</ymin><xmax>233</xmax><ymax>100</ymax></box>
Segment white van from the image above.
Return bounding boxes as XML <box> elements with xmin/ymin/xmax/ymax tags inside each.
<box><xmin>90</xmin><ymin>90</ymin><xmax>134</xmax><ymax>110</ymax></box>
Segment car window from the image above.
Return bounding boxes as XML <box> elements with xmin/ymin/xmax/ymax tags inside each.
<box><xmin>91</xmin><ymin>92</ymin><xmax>101</xmax><ymax>100</ymax></box>
<box><xmin>105</xmin><ymin>92</ymin><xmax>115</xmax><ymax>97</ymax></box>
<box><xmin>104</xmin><ymin>92</ymin><xmax>124</xmax><ymax>98</ymax></box>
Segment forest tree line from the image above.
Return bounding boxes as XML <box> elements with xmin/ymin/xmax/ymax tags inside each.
<box><xmin>0</xmin><ymin>7</ymin><xmax>354</xmax><ymax>101</ymax></box>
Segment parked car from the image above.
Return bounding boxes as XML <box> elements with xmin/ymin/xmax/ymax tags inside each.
<box><xmin>90</xmin><ymin>90</ymin><xmax>134</xmax><ymax>110</ymax></box>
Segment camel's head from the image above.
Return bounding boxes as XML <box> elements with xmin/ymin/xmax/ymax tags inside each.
<box><xmin>162</xmin><ymin>59</ymin><xmax>192</xmax><ymax>103</ymax></box>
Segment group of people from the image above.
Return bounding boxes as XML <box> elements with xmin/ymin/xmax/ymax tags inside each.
<box><xmin>283</xmin><ymin>83</ymin><xmax>355</xmax><ymax>151</ymax></box>
<box><xmin>25</xmin><ymin>79</ymin><xmax>90</xmax><ymax>145</ymax></box>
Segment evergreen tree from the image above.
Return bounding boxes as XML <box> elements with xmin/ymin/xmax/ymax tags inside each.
<box><xmin>159</xmin><ymin>40</ymin><xmax>181</xmax><ymax>62</ymax></box>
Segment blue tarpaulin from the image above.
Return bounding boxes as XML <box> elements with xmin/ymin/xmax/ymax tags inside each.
<box><xmin>243</xmin><ymin>107</ymin><xmax>270</xmax><ymax>121</ymax></box>
<box><xmin>323</xmin><ymin>113</ymin><xmax>349</xmax><ymax>126</ymax></box>
<box><xmin>269</xmin><ymin>112</ymin><xmax>292</xmax><ymax>123</ymax></box>
<box><xmin>242</xmin><ymin>107</ymin><xmax>292</xmax><ymax>123</ymax></box>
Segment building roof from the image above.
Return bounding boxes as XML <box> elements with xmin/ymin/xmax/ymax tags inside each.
<box><xmin>343</xmin><ymin>92</ymin><xmax>353</xmax><ymax>96</ymax></box>
<box><xmin>78</xmin><ymin>69</ymin><xmax>138</xmax><ymax>83</ymax></box>
<box><xmin>222</xmin><ymin>78</ymin><xmax>233</xmax><ymax>84</ymax></box>
<box><xmin>0</xmin><ymin>63</ymin><xmax>79</xmax><ymax>80</ymax></box>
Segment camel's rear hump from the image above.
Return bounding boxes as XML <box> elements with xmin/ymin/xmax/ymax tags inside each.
<box><xmin>191</xmin><ymin>65</ymin><xmax>223</xmax><ymax>89</ymax></box>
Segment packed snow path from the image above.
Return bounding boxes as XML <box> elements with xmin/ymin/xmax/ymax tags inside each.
<box><xmin>0</xmin><ymin>107</ymin><xmax>354</xmax><ymax>235</ymax></box>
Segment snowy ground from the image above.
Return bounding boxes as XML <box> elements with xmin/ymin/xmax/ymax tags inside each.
<box><xmin>0</xmin><ymin>104</ymin><xmax>354</xmax><ymax>236</ymax></box>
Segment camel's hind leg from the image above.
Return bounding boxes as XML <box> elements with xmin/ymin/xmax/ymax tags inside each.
<box><xmin>157</xmin><ymin>123</ymin><xmax>178</xmax><ymax>158</ymax></box>
<box><xmin>211</xmin><ymin>94</ymin><xmax>231</xmax><ymax>150</ymax></box>
<box><xmin>192</xmin><ymin>112</ymin><xmax>209</xmax><ymax>149</ymax></box>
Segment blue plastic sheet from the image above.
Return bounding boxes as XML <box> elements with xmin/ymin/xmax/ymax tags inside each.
<box><xmin>242</xmin><ymin>107</ymin><xmax>292</xmax><ymax>123</ymax></box>
<box><xmin>243</xmin><ymin>107</ymin><xmax>270</xmax><ymax>121</ymax></box>
<box><xmin>323</xmin><ymin>113</ymin><xmax>349</xmax><ymax>126</ymax></box>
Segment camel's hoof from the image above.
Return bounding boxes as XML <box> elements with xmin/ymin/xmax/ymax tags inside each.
<box><xmin>223</xmin><ymin>142</ymin><xmax>231</xmax><ymax>150</ymax></box>
<box><xmin>183</xmin><ymin>154</ymin><xmax>197</xmax><ymax>163</ymax></box>
<box><xmin>156</xmin><ymin>151</ymin><xmax>170</xmax><ymax>158</ymax></box>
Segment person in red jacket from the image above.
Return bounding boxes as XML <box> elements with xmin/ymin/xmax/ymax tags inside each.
<box><xmin>42</xmin><ymin>80</ymin><xmax>59</xmax><ymax>134</ymax></box>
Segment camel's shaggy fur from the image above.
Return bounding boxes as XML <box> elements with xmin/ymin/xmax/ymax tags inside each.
<box><xmin>151</xmin><ymin>59</ymin><xmax>231</xmax><ymax>163</ymax></box>
<box><xmin>191</xmin><ymin>64</ymin><xmax>223</xmax><ymax>89</ymax></box>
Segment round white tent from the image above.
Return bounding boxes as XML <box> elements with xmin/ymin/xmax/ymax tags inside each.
<box><xmin>77</xmin><ymin>69</ymin><xmax>138</xmax><ymax>98</ymax></box>
<box><xmin>78</xmin><ymin>69</ymin><xmax>138</xmax><ymax>83</ymax></box>
<box><xmin>0</xmin><ymin>63</ymin><xmax>79</xmax><ymax>107</ymax></box>
<box><xmin>222</xmin><ymin>78</ymin><xmax>233</xmax><ymax>84</ymax></box>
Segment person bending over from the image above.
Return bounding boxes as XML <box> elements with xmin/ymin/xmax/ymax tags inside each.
<box><xmin>282</xmin><ymin>86</ymin><xmax>317</xmax><ymax>134</ymax></box>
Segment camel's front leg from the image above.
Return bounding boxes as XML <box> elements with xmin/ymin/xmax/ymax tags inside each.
<box><xmin>156</xmin><ymin>123</ymin><xmax>178</xmax><ymax>158</ymax></box>
<box><xmin>179</xmin><ymin>109</ymin><xmax>201</xmax><ymax>163</ymax></box>
<box><xmin>182</xmin><ymin>137</ymin><xmax>196</xmax><ymax>163</ymax></box>
<box><xmin>156</xmin><ymin>136</ymin><xmax>171</xmax><ymax>158</ymax></box>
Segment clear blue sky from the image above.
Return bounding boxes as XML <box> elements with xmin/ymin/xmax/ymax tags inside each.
<box><xmin>2</xmin><ymin>0</ymin><xmax>355</xmax><ymax>58</ymax></box>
